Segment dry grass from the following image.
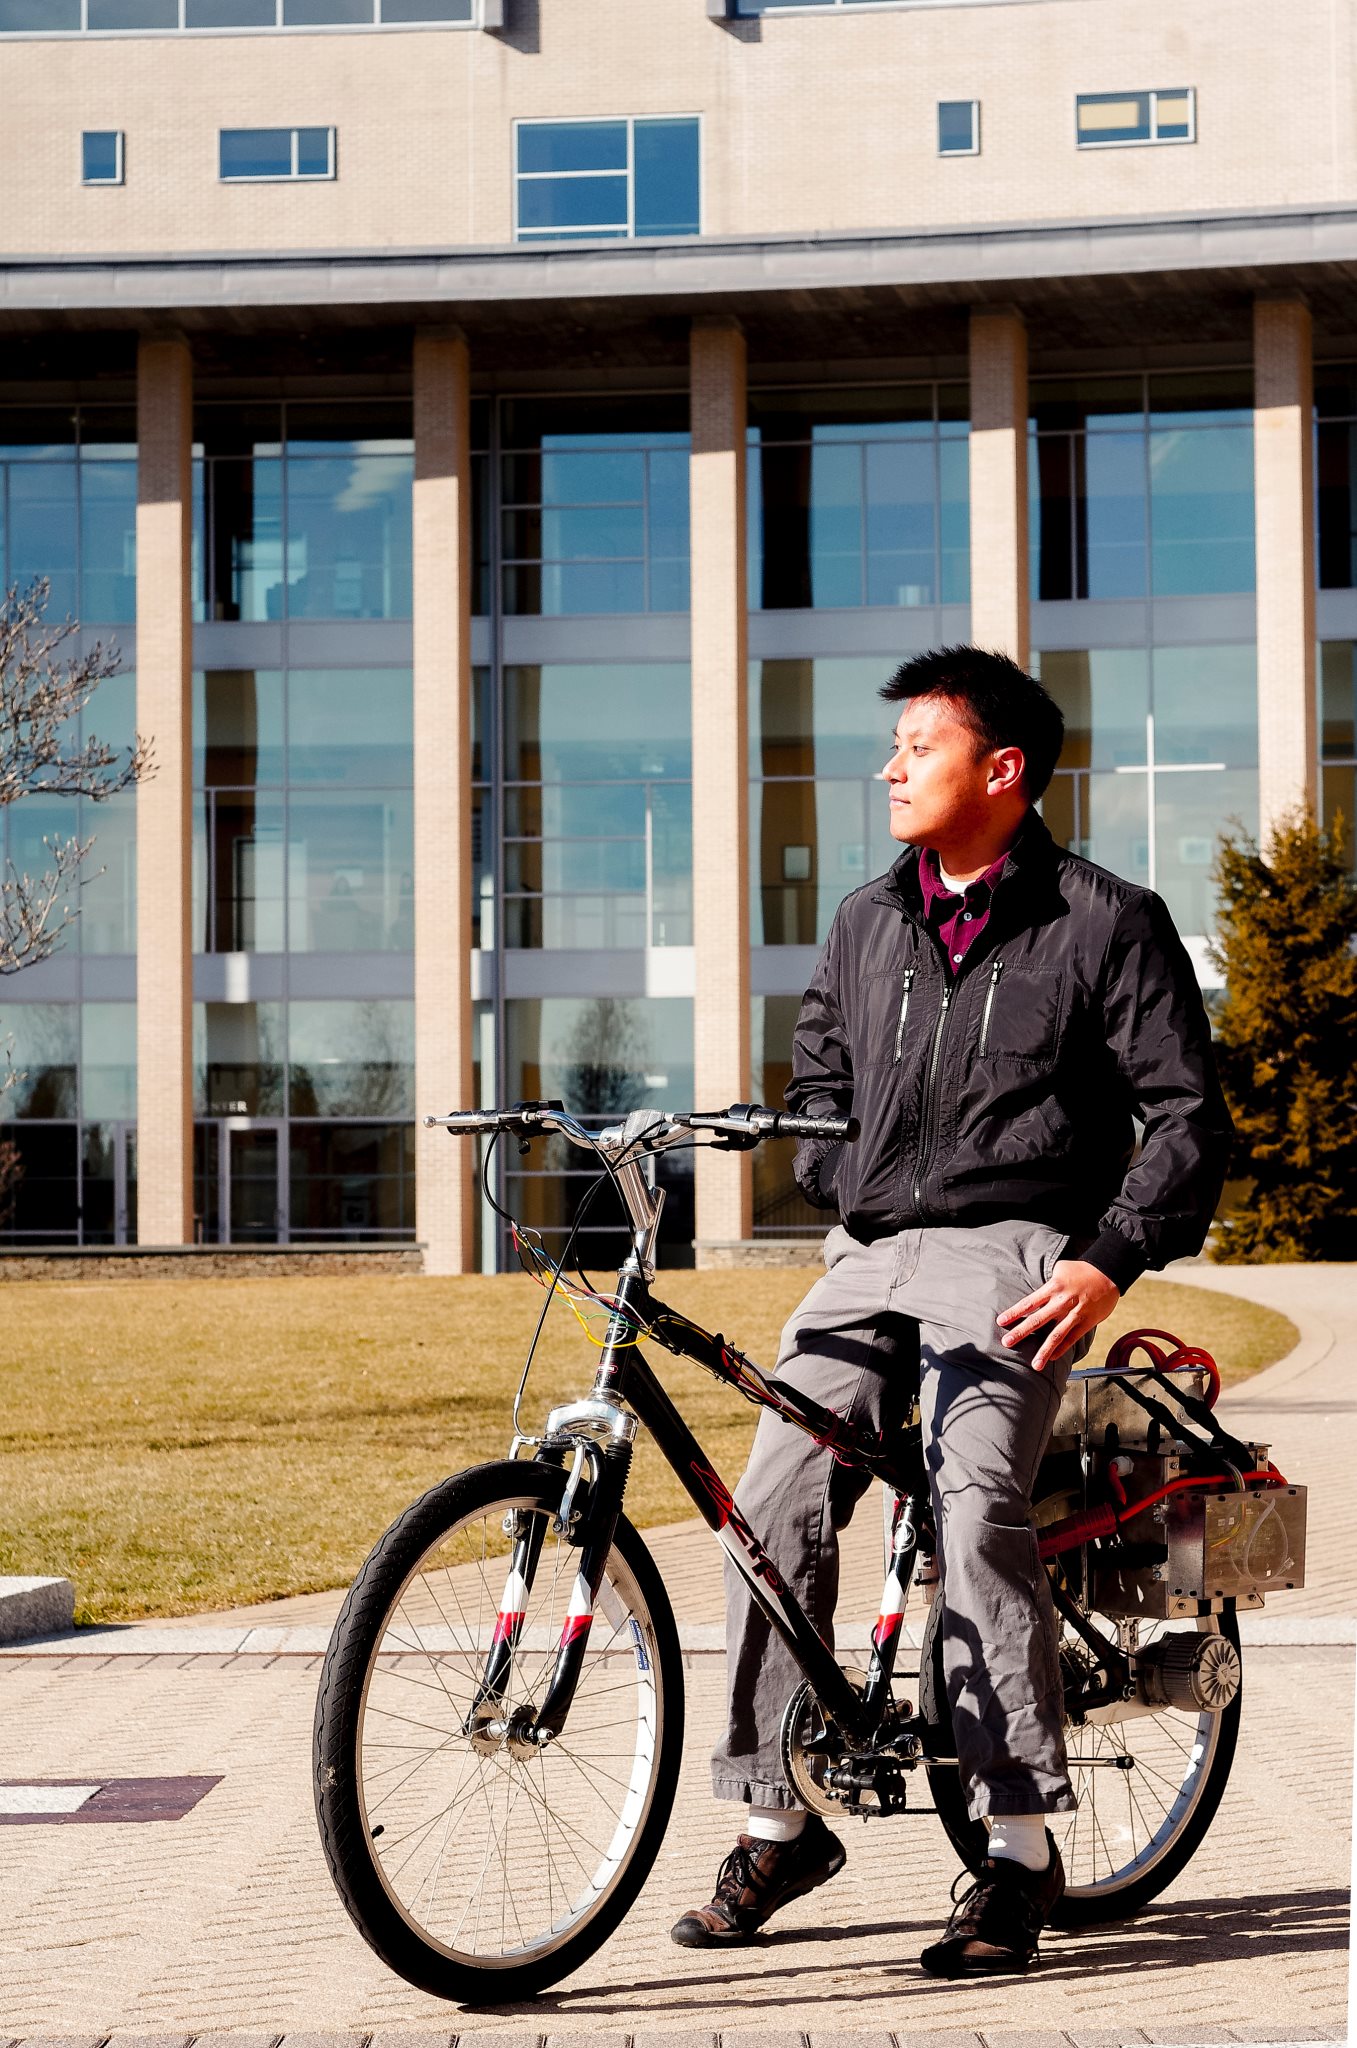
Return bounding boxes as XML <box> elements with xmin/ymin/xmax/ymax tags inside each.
<box><xmin>0</xmin><ymin>1268</ymin><xmax>1296</xmax><ymax>1624</ymax></box>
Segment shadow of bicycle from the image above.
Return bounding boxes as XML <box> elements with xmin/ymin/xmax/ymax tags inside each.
<box><xmin>474</xmin><ymin>1882</ymin><xmax>1350</xmax><ymax>2020</ymax></box>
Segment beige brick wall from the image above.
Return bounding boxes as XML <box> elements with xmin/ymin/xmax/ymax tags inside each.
<box><xmin>967</xmin><ymin>309</ymin><xmax>1028</xmax><ymax>666</ymax></box>
<box><xmin>412</xmin><ymin>331</ymin><xmax>477</xmax><ymax>1276</ymax></box>
<box><xmin>1254</xmin><ymin>298</ymin><xmax>1318</xmax><ymax>849</ymax></box>
<box><xmin>3</xmin><ymin>0</ymin><xmax>1350</xmax><ymax>257</ymax></box>
<box><xmin>690</xmin><ymin>317</ymin><xmax>752</xmax><ymax>1255</ymax></box>
<box><xmin>134</xmin><ymin>336</ymin><xmax>193</xmax><ymax>1246</ymax></box>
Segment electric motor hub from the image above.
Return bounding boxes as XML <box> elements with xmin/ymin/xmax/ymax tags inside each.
<box><xmin>1135</xmin><ymin>1629</ymin><xmax>1242</xmax><ymax>1712</ymax></box>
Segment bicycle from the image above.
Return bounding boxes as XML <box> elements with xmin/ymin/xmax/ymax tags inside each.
<box><xmin>313</xmin><ymin>1099</ymin><xmax>1307</xmax><ymax>2005</ymax></box>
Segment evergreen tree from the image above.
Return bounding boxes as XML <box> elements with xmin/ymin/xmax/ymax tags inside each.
<box><xmin>1209</xmin><ymin>807</ymin><xmax>1357</xmax><ymax>1261</ymax></box>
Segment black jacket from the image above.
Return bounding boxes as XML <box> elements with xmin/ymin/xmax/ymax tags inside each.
<box><xmin>787</xmin><ymin>811</ymin><xmax>1233</xmax><ymax>1293</ymax></box>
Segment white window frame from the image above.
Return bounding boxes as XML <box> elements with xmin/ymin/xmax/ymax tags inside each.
<box><xmin>936</xmin><ymin>99</ymin><xmax>980</xmax><ymax>158</ymax></box>
<box><xmin>80</xmin><ymin>128</ymin><xmax>125</xmax><ymax>184</ymax></box>
<box><xmin>1075</xmin><ymin>87</ymin><xmax>1197</xmax><ymax>150</ymax></box>
<box><xmin>0</xmin><ymin>0</ymin><xmax>481</xmax><ymax>35</ymax></box>
<box><xmin>218</xmin><ymin>125</ymin><xmax>336</xmax><ymax>182</ymax></box>
<box><xmin>512</xmin><ymin>115</ymin><xmax>703</xmax><ymax>245</ymax></box>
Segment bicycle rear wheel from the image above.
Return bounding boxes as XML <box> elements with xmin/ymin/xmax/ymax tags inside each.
<box><xmin>919</xmin><ymin>1571</ymin><xmax>1241</xmax><ymax>1925</ymax></box>
<box><xmin>314</xmin><ymin>1459</ymin><xmax>683</xmax><ymax>2003</ymax></box>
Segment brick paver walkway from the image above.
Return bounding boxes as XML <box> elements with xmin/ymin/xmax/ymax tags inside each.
<box><xmin>1</xmin><ymin>1262</ymin><xmax>1352</xmax><ymax>2048</ymax></box>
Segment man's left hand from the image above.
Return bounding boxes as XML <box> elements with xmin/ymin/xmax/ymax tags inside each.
<box><xmin>996</xmin><ymin>1259</ymin><xmax>1121</xmax><ymax>1372</ymax></box>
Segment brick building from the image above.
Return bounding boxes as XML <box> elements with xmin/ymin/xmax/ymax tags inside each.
<box><xmin>0</xmin><ymin>0</ymin><xmax>1352</xmax><ymax>1269</ymax></box>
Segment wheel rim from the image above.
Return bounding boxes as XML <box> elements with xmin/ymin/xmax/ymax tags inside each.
<box><xmin>1052</xmin><ymin>1609</ymin><xmax>1231</xmax><ymax>1900</ymax></box>
<box><xmin>354</xmin><ymin>1491</ymin><xmax>663</xmax><ymax>1969</ymax></box>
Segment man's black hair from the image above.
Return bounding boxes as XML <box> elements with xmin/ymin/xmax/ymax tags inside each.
<box><xmin>879</xmin><ymin>644</ymin><xmax>1065</xmax><ymax>803</ymax></box>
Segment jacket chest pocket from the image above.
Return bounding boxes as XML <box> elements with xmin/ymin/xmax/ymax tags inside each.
<box><xmin>976</xmin><ymin>963</ymin><xmax>1065</xmax><ymax>1064</ymax></box>
<box><xmin>858</xmin><ymin>959</ymin><xmax>923</xmax><ymax>1067</ymax></box>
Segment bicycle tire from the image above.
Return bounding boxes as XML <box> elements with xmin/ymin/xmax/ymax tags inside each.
<box><xmin>917</xmin><ymin>1566</ymin><xmax>1241</xmax><ymax>1925</ymax></box>
<box><xmin>313</xmin><ymin>1459</ymin><xmax>684</xmax><ymax>2002</ymax></box>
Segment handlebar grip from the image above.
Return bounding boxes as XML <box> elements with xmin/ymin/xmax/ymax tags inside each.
<box><xmin>423</xmin><ymin>1110</ymin><xmax>503</xmax><ymax>1134</ymax></box>
<box><xmin>773</xmin><ymin>1113</ymin><xmax>860</xmax><ymax>1143</ymax></box>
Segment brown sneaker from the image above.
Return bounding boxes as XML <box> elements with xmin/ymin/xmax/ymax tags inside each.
<box><xmin>919</xmin><ymin>1833</ymin><xmax>1065</xmax><ymax>1977</ymax></box>
<box><xmin>670</xmin><ymin>1813</ymin><xmax>846</xmax><ymax>1947</ymax></box>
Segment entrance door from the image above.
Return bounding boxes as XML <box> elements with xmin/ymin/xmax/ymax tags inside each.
<box><xmin>227</xmin><ymin>1123</ymin><xmax>286</xmax><ymax>1244</ymax></box>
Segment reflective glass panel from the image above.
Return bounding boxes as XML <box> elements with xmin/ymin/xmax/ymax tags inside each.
<box><xmin>1149</xmin><ymin>425</ymin><xmax>1254</xmax><ymax>594</ymax></box>
<box><xmin>79</xmin><ymin>458</ymin><xmax>137</xmax><ymax>618</ymax></box>
<box><xmin>283</xmin><ymin>0</ymin><xmax>372</xmax><ymax>20</ymax></box>
<box><xmin>1152</xmin><ymin>645</ymin><xmax>1257</xmax><ymax>767</ymax></box>
<box><xmin>0</xmin><ymin>1124</ymin><xmax>79</xmax><ymax>1240</ymax></box>
<box><xmin>505</xmin><ymin>662</ymin><xmax>690</xmax><ymax>782</ymax></box>
<box><xmin>287</xmin><ymin>998</ymin><xmax>413</xmax><ymax>1115</ymax></box>
<box><xmin>196</xmin><ymin>670</ymin><xmax>286</xmax><ymax>787</ymax></box>
<box><xmin>381</xmin><ymin>0</ymin><xmax>475</xmax><ymax>17</ymax></box>
<box><xmin>1084</xmin><ymin>432</ymin><xmax>1147</xmax><ymax>598</ymax></box>
<box><xmin>82</xmin><ymin>131</ymin><xmax>122</xmax><ymax>182</ymax></box>
<box><xmin>286</xmin><ymin>790</ymin><xmax>413</xmax><ymax>951</ymax></box>
<box><xmin>1320</xmin><ymin>641</ymin><xmax>1357</xmax><ymax>760</ymax></box>
<box><xmin>1077</xmin><ymin>92</ymin><xmax>1151</xmax><ymax>144</ymax></box>
<box><xmin>1317</xmin><ymin>421</ymin><xmax>1357</xmax><ymax>589</ymax></box>
<box><xmin>0</xmin><ymin>0</ymin><xmax>80</xmax><ymax>22</ymax></box>
<box><xmin>518</xmin><ymin>121</ymin><xmax>627</xmax><ymax>176</ymax></box>
<box><xmin>287</xmin><ymin>669</ymin><xmax>413</xmax><ymax>784</ymax></box>
<box><xmin>1035</xmin><ymin>649</ymin><xmax>1150</xmax><ymax>770</ymax></box>
<box><xmin>751</xmin><ymin>993</ymin><xmax>837</xmax><ymax>1235</ymax></box>
<box><xmin>8</xmin><ymin>461</ymin><xmax>78</xmax><ymax>617</ymax></box>
<box><xmin>186</xmin><ymin>0</ymin><xmax>276</xmax><ymax>22</ymax></box>
<box><xmin>937</xmin><ymin>101</ymin><xmax>977</xmax><ymax>155</ymax></box>
<box><xmin>1321</xmin><ymin>764</ymin><xmax>1357</xmax><ymax>872</ymax></box>
<box><xmin>285</xmin><ymin>452</ymin><xmax>412</xmax><ymax>618</ymax></box>
<box><xmin>1155</xmin><ymin>769</ymin><xmax>1257</xmax><ymax>935</ymax></box>
<box><xmin>78</xmin><ymin>793</ymin><xmax>137</xmax><ymax>953</ymax></box>
<box><xmin>88</xmin><ymin>0</ymin><xmax>176</xmax><ymax>23</ymax></box>
<box><xmin>633</xmin><ymin>117</ymin><xmax>700</xmax><ymax>237</ymax></box>
<box><xmin>220</xmin><ymin>128</ymin><xmax>293</xmax><ymax>179</ymax></box>
<box><xmin>296</xmin><ymin>128</ymin><xmax>332</xmax><ymax>177</ymax></box>
<box><xmin>209</xmin><ymin>793</ymin><xmax>287</xmax><ymax>950</ymax></box>
<box><xmin>0</xmin><ymin>1003</ymin><xmax>78</xmax><ymax>1117</ymax></box>
<box><xmin>517</xmin><ymin>175</ymin><xmax>629</xmax><ymax>237</ymax></box>
<box><xmin>288</xmin><ymin>1122</ymin><xmax>414</xmax><ymax>1237</ymax></box>
<box><xmin>4</xmin><ymin>798</ymin><xmax>82</xmax><ymax>954</ymax></box>
<box><xmin>864</xmin><ymin>437</ymin><xmax>937</xmax><ymax>606</ymax></box>
<box><xmin>206</xmin><ymin>456</ymin><xmax>284</xmax><ymax>619</ymax></box>
<box><xmin>82</xmin><ymin>1001</ymin><xmax>136</xmax><ymax>1121</ymax></box>
<box><xmin>194</xmin><ymin>1000</ymin><xmax>285</xmax><ymax>1114</ymax></box>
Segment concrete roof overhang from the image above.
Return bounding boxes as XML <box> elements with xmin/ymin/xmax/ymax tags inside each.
<box><xmin>4</xmin><ymin>203</ymin><xmax>1357</xmax><ymax>368</ymax></box>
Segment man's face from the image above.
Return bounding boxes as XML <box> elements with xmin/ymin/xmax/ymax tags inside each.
<box><xmin>880</xmin><ymin>693</ymin><xmax>996</xmax><ymax>845</ymax></box>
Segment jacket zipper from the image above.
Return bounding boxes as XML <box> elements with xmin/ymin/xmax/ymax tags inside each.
<box><xmin>978</xmin><ymin>957</ymin><xmax>1004</xmax><ymax>1058</ymax></box>
<box><xmin>911</xmin><ymin>982</ymin><xmax>953</xmax><ymax>1219</ymax></box>
<box><xmin>892</xmin><ymin>965</ymin><xmax>916</xmax><ymax>1062</ymax></box>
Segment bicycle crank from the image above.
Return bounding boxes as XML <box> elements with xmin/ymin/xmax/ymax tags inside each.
<box><xmin>779</xmin><ymin>1668</ymin><xmax>923</xmax><ymax>1818</ymax></box>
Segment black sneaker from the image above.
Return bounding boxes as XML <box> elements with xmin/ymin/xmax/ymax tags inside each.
<box><xmin>919</xmin><ymin>1832</ymin><xmax>1065</xmax><ymax>1977</ymax></box>
<box><xmin>670</xmin><ymin>1813</ymin><xmax>847</xmax><ymax>1947</ymax></box>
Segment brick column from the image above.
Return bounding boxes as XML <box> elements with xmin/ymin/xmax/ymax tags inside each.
<box><xmin>690</xmin><ymin>318</ymin><xmax>751</xmax><ymax>1257</ymax></box>
<box><xmin>968</xmin><ymin>310</ymin><xmax>1030</xmax><ymax>665</ymax></box>
<box><xmin>413</xmin><ymin>330</ymin><xmax>476</xmax><ymax>1276</ymax></box>
<box><xmin>1254</xmin><ymin>298</ymin><xmax>1317</xmax><ymax>846</ymax></box>
<box><xmin>135</xmin><ymin>336</ymin><xmax>193</xmax><ymax>1244</ymax></box>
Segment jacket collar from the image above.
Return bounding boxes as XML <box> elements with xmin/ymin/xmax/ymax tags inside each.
<box><xmin>870</xmin><ymin>809</ymin><xmax>1064</xmax><ymax>937</ymax></box>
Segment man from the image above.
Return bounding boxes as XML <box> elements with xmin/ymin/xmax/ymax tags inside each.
<box><xmin>671</xmin><ymin>646</ymin><xmax>1232</xmax><ymax>1974</ymax></box>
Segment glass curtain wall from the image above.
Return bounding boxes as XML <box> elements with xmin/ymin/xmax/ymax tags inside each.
<box><xmin>0</xmin><ymin>405</ymin><xmax>139</xmax><ymax>1242</ymax></box>
<box><xmin>1036</xmin><ymin>645</ymin><xmax>1259</xmax><ymax>939</ymax></box>
<box><xmin>1319</xmin><ymin>642</ymin><xmax>1357</xmax><ymax>871</ymax></box>
<box><xmin>748</xmin><ymin>384</ymin><xmax>969</xmax><ymax>610</ymax></box>
<box><xmin>1029</xmin><ymin>371</ymin><xmax>1255</xmax><ymax>600</ymax></box>
<box><xmin>196</xmin><ymin>399</ymin><xmax>413</xmax><ymax>622</ymax></box>
<box><xmin>1317</xmin><ymin>366</ymin><xmax>1357</xmax><ymax>590</ymax></box>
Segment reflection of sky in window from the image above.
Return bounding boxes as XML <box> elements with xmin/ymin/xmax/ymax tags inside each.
<box><xmin>507</xmin><ymin>663</ymin><xmax>691</xmax><ymax>781</ymax></box>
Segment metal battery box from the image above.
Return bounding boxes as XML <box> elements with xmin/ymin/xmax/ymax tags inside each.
<box><xmin>1051</xmin><ymin>1365</ymin><xmax>1308</xmax><ymax>1620</ymax></box>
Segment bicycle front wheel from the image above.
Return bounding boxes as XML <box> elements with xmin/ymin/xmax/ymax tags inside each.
<box><xmin>314</xmin><ymin>1460</ymin><xmax>683</xmax><ymax>2003</ymax></box>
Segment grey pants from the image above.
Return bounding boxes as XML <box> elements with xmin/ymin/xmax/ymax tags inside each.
<box><xmin>711</xmin><ymin>1219</ymin><xmax>1089</xmax><ymax>1819</ymax></box>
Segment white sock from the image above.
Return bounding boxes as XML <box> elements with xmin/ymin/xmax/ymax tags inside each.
<box><xmin>745</xmin><ymin>1803</ymin><xmax>807</xmax><ymax>1844</ymax></box>
<box><xmin>985</xmin><ymin>1813</ymin><xmax>1051</xmax><ymax>1871</ymax></box>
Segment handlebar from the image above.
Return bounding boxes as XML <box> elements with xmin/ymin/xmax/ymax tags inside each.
<box><xmin>422</xmin><ymin>1101</ymin><xmax>859</xmax><ymax>1152</ymax></box>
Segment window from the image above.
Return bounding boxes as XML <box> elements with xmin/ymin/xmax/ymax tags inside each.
<box><xmin>0</xmin><ymin>0</ymin><xmax>473</xmax><ymax>28</ymax></box>
<box><xmin>1319</xmin><ymin>644</ymin><xmax>1357</xmax><ymax>874</ymax></box>
<box><xmin>1076</xmin><ymin>89</ymin><xmax>1195</xmax><ymax>148</ymax></box>
<box><xmin>515</xmin><ymin>117</ymin><xmax>700</xmax><ymax>243</ymax></box>
<box><xmin>937</xmin><ymin>101</ymin><xmax>978</xmax><ymax>156</ymax></box>
<box><xmin>219</xmin><ymin>126</ymin><xmax>334</xmax><ymax>180</ymax></box>
<box><xmin>747</xmin><ymin>384</ymin><xmax>969</xmax><ymax>611</ymax></box>
<box><xmin>1316</xmin><ymin>366</ymin><xmax>1357</xmax><ymax>589</ymax></box>
<box><xmin>81</xmin><ymin>130</ymin><xmax>124</xmax><ymax>183</ymax></box>
<box><xmin>1029</xmin><ymin>371</ymin><xmax>1253</xmax><ymax>601</ymax></box>
<box><xmin>734</xmin><ymin>1</ymin><xmax>899</xmax><ymax>11</ymax></box>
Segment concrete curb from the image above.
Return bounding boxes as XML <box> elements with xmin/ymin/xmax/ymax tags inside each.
<box><xmin>1161</xmin><ymin>1259</ymin><xmax>1339</xmax><ymax>1406</ymax></box>
<box><xmin>0</xmin><ymin>1577</ymin><xmax>74</xmax><ymax>1645</ymax></box>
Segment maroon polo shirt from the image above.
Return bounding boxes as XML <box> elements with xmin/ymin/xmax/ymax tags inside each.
<box><xmin>917</xmin><ymin>843</ymin><xmax>1010</xmax><ymax>974</ymax></box>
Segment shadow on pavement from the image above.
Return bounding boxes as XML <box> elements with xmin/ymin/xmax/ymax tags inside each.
<box><xmin>475</xmin><ymin>1884</ymin><xmax>1350</xmax><ymax>2020</ymax></box>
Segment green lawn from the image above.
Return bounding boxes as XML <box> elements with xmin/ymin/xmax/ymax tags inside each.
<box><xmin>0</xmin><ymin>1268</ymin><xmax>1296</xmax><ymax>1624</ymax></box>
